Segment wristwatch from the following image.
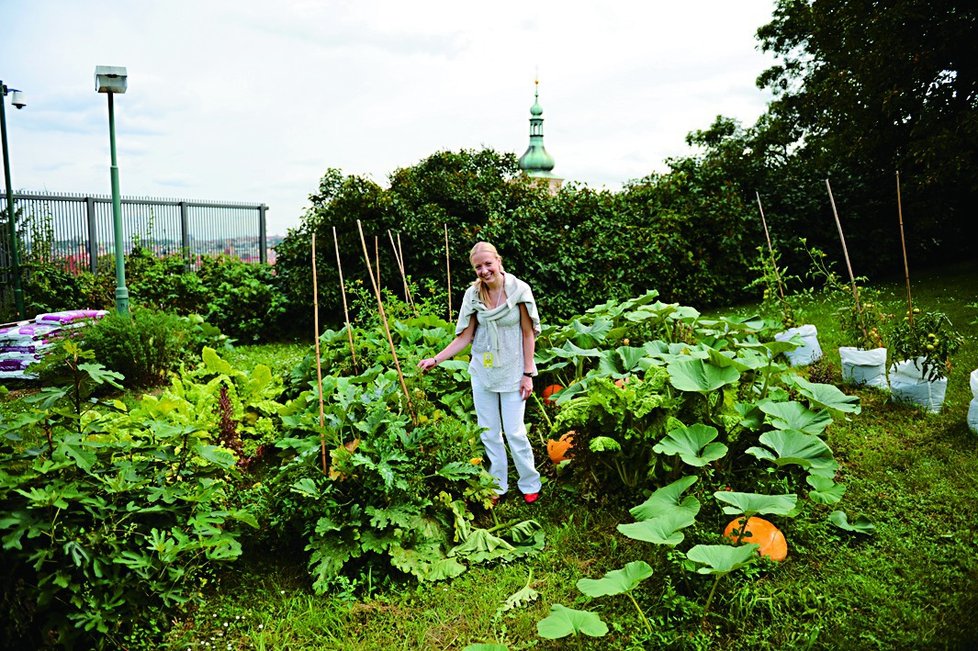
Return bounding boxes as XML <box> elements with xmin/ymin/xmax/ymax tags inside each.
<box><xmin>523</xmin><ymin>372</ymin><xmax>533</xmax><ymax>377</ymax></box>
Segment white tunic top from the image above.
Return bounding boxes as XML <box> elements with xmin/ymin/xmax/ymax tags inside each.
<box><xmin>455</xmin><ymin>273</ymin><xmax>541</xmax><ymax>393</ymax></box>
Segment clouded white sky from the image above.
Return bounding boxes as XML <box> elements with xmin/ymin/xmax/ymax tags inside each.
<box><xmin>2</xmin><ymin>0</ymin><xmax>777</xmax><ymax>235</ymax></box>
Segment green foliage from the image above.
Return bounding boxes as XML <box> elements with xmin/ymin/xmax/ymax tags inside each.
<box><xmin>76</xmin><ymin>307</ymin><xmax>226</xmax><ymax>388</ymax></box>
<box><xmin>756</xmin><ymin>0</ymin><xmax>977</xmax><ymax>268</ymax></box>
<box><xmin>0</xmin><ymin>357</ymin><xmax>257</xmax><ymax>648</ymax></box>
<box><xmin>888</xmin><ymin>308</ymin><xmax>963</xmax><ymax>381</ymax></box>
<box><xmin>804</xmin><ymin>244</ymin><xmax>890</xmax><ymax>349</ymax></box>
<box><xmin>196</xmin><ymin>255</ymin><xmax>287</xmax><ymax>342</ymax></box>
<box><xmin>268</xmin><ymin>373</ymin><xmax>498</xmax><ymax>592</ymax></box>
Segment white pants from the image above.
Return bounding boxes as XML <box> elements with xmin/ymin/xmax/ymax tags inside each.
<box><xmin>472</xmin><ymin>385</ymin><xmax>542</xmax><ymax>495</ymax></box>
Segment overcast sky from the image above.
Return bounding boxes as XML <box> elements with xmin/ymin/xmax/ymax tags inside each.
<box><xmin>2</xmin><ymin>0</ymin><xmax>777</xmax><ymax>236</ymax></box>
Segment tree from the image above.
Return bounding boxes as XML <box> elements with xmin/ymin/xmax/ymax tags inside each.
<box><xmin>755</xmin><ymin>0</ymin><xmax>978</xmax><ymax>270</ymax></box>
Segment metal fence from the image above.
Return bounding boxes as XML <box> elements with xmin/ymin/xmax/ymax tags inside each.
<box><xmin>1</xmin><ymin>190</ymin><xmax>269</xmax><ymax>314</ymax></box>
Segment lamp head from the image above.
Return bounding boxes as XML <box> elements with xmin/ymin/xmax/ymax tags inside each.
<box><xmin>95</xmin><ymin>65</ymin><xmax>128</xmax><ymax>94</ymax></box>
<box><xmin>10</xmin><ymin>90</ymin><xmax>26</xmax><ymax>109</ymax></box>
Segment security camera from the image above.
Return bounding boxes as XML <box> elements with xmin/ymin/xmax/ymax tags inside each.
<box><xmin>10</xmin><ymin>90</ymin><xmax>26</xmax><ymax>109</ymax></box>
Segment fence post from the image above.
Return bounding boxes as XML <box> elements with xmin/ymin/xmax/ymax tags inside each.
<box><xmin>259</xmin><ymin>203</ymin><xmax>267</xmax><ymax>264</ymax></box>
<box><xmin>85</xmin><ymin>196</ymin><xmax>98</xmax><ymax>273</ymax></box>
<box><xmin>179</xmin><ymin>200</ymin><xmax>190</xmax><ymax>268</ymax></box>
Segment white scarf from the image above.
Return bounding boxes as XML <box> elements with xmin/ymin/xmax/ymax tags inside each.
<box><xmin>455</xmin><ymin>273</ymin><xmax>541</xmax><ymax>351</ymax></box>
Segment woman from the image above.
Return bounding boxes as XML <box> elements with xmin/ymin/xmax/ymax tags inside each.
<box><xmin>418</xmin><ymin>242</ymin><xmax>542</xmax><ymax>504</ymax></box>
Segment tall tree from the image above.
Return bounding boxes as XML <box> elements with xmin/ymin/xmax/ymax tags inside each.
<box><xmin>756</xmin><ymin>0</ymin><xmax>978</xmax><ymax>269</ymax></box>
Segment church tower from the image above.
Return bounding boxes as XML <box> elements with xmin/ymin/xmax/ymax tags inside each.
<box><xmin>518</xmin><ymin>80</ymin><xmax>562</xmax><ymax>193</ymax></box>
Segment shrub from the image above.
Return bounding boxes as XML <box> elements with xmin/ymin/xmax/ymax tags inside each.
<box><xmin>0</xmin><ymin>355</ymin><xmax>257</xmax><ymax>648</ymax></box>
<box><xmin>197</xmin><ymin>255</ymin><xmax>287</xmax><ymax>343</ymax></box>
<box><xmin>78</xmin><ymin>307</ymin><xmax>227</xmax><ymax>387</ymax></box>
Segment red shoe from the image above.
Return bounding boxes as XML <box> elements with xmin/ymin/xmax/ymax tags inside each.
<box><xmin>523</xmin><ymin>492</ymin><xmax>540</xmax><ymax>504</ymax></box>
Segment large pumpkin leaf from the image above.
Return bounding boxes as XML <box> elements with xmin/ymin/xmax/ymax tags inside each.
<box><xmin>760</xmin><ymin>401</ymin><xmax>833</xmax><ymax>435</ymax></box>
<box><xmin>746</xmin><ymin>429</ymin><xmax>837</xmax><ymax>475</ymax></box>
<box><xmin>617</xmin><ymin>510</ymin><xmax>698</xmax><ymax>547</ymax></box>
<box><xmin>537</xmin><ymin>604</ymin><xmax>609</xmax><ymax>639</ymax></box>
<box><xmin>686</xmin><ymin>543</ymin><xmax>759</xmax><ymax>575</ymax></box>
<box><xmin>713</xmin><ymin>491</ymin><xmax>798</xmax><ymax>518</ymax></box>
<box><xmin>828</xmin><ymin>510</ymin><xmax>876</xmax><ymax>535</ymax></box>
<box><xmin>653</xmin><ymin>422</ymin><xmax>728</xmax><ymax>467</ymax></box>
<box><xmin>667</xmin><ymin>358</ymin><xmax>741</xmax><ymax>393</ymax></box>
<box><xmin>629</xmin><ymin>476</ymin><xmax>700</xmax><ymax>520</ymax></box>
<box><xmin>576</xmin><ymin>560</ymin><xmax>653</xmax><ymax>597</ymax></box>
<box><xmin>807</xmin><ymin>475</ymin><xmax>846</xmax><ymax>504</ymax></box>
<box><xmin>787</xmin><ymin>375</ymin><xmax>862</xmax><ymax>415</ymax></box>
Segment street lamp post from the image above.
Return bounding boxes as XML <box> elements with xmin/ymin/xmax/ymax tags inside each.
<box><xmin>1</xmin><ymin>80</ymin><xmax>27</xmax><ymax>318</ymax></box>
<box><xmin>95</xmin><ymin>65</ymin><xmax>129</xmax><ymax>316</ymax></box>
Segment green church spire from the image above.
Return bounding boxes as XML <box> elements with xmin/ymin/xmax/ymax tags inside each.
<box><xmin>518</xmin><ymin>79</ymin><xmax>557</xmax><ymax>177</ymax></box>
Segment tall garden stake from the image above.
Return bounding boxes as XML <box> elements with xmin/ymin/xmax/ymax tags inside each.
<box><xmin>311</xmin><ymin>233</ymin><xmax>328</xmax><ymax>474</ymax></box>
<box><xmin>388</xmin><ymin>229</ymin><xmax>416</xmax><ymax>314</ymax></box>
<box><xmin>332</xmin><ymin>226</ymin><xmax>358</xmax><ymax>373</ymax></box>
<box><xmin>896</xmin><ymin>171</ymin><xmax>914</xmax><ymax>325</ymax></box>
<box><xmin>755</xmin><ymin>191</ymin><xmax>786</xmax><ymax>302</ymax></box>
<box><xmin>825</xmin><ymin>178</ymin><xmax>867</xmax><ymax>342</ymax></box>
<box><xmin>397</xmin><ymin>232</ymin><xmax>417</xmax><ymax>313</ymax></box>
<box><xmin>444</xmin><ymin>223</ymin><xmax>453</xmax><ymax>322</ymax></box>
<box><xmin>357</xmin><ymin>220</ymin><xmax>416</xmax><ymax>423</ymax></box>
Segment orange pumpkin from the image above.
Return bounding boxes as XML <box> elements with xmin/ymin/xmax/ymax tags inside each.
<box><xmin>547</xmin><ymin>431</ymin><xmax>575</xmax><ymax>464</ymax></box>
<box><xmin>542</xmin><ymin>384</ymin><xmax>564</xmax><ymax>405</ymax></box>
<box><xmin>723</xmin><ymin>516</ymin><xmax>788</xmax><ymax>562</ymax></box>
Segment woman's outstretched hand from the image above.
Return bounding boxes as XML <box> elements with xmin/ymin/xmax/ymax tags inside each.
<box><xmin>418</xmin><ymin>357</ymin><xmax>438</xmax><ymax>373</ymax></box>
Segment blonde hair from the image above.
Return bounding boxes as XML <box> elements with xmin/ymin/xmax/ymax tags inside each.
<box><xmin>469</xmin><ymin>241</ymin><xmax>504</xmax><ymax>305</ymax></box>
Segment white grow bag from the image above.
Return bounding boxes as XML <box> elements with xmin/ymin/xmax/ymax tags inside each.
<box><xmin>889</xmin><ymin>357</ymin><xmax>948</xmax><ymax>414</ymax></box>
<box><xmin>839</xmin><ymin>347</ymin><xmax>888</xmax><ymax>389</ymax></box>
<box><xmin>967</xmin><ymin>369</ymin><xmax>978</xmax><ymax>434</ymax></box>
<box><xmin>774</xmin><ymin>324</ymin><xmax>823</xmax><ymax>367</ymax></box>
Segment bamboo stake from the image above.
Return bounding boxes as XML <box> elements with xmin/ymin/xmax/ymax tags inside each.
<box><xmin>444</xmin><ymin>223</ymin><xmax>453</xmax><ymax>322</ymax></box>
<box><xmin>333</xmin><ymin>226</ymin><xmax>358</xmax><ymax>373</ymax></box>
<box><xmin>396</xmin><ymin>232</ymin><xmax>416</xmax><ymax>313</ymax></box>
<box><xmin>825</xmin><ymin>179</ymin><xmax>867</xmax><ymax>341</ymax></box>
<box><xmin>311</xmin><ymin>233</ymin><xmax>328</xmax><ymax>474</ymax></box>
<box><xmin>357</xmin><ymin>220</ymin><xmax>416</xmax><ymax>423</ymax></box>
<box><xmin>896</xmin><ymin>171</ymin><xmax>914</xmax><ymax>325</ymax></box>
<box><xmin>755</xmin><ymin>191</ymin><xmax>786</xmax><ymax>301</ymax></box>
<box><xmin>375</xmin><ymin>235</ymin><xmax>380</xmax><ymax>289</ymax></box>
<box><xmin>388</xmin><ymin>230</ymin><xmax>416</xmax><ymax>313</ymax></box>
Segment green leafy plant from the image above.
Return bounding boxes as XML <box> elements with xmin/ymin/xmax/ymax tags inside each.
<box><xmin>888</xmin><ymin>308</ymin><xmax>963</xmax><ymax>381</ymax></box>
<box><xmin>76</xmin><ymin>307</ymin><xmax>225</xmax><ymax>387</ymax></box>
<box><xmin>746</xmin><ymin>245</ymin><xmax>799</xmax><ymax>328</ymax></box>
<box><xmin>805</xmin><ymin>243</ymin><xmax>889</xmax><ymax>349</ymax></box>
<box><xmin>270</xmin><ymin>372</ymin><xmax>499</xmax><ymax>592</ymax></box>
<box><xmin>0</xmin><ymin>355</ymin><xmax>257</xmax><ymax>647</ymax></box>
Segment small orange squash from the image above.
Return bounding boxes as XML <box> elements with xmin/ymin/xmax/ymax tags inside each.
<box><xmin>547</xmin><ymin>431</ymin><xmax>575</xmax><ymax>464</ymax></box>
<box><xmin>723</xmin><ymin>516</ymin><xmax>788</xmax><ymax>562</ymax></box>
<box><xmin>542</xmin><ymin>384</ymin><xmax>564</xmax><ymax>405</ymax></box>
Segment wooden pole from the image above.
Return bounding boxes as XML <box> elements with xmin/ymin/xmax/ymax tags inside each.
<box><xmin>397</xmin><ymin>232</ymin><xmax>416</xmax><ymax>312</ymax></box>
<box><xmin>311</xmin><ymin>233</ymin><xmax>328</xmax><ymax>474</ymax></box>
<box><xmin>444</xmin><ymin>223</ymin><xmax>453</xmax><ymax>323</ymax></box>
<box><xmin>357</xmin><ymin>220</ymin><xmax>416</xmax><ymax>423</ymax></box>
<box><xmin>388</xmin><ymin>230</ymin><xmax>416</xmax><ymax>313</ymax></box>
<box><xmin>755</xmin><ymin>191</ymin><xmax>786</xmax><ymax>301</ymax></box>
<box><xmin>333</xmin><ymin>226</ymin><xmax>358</xmax><ymax>373</ymax></box>
<box><xmin>896</xmin><ymin>171</ymin><xmax>914</xmax><ymax>325</ymax></box>
<box><xmin>825</xmin><ymin>179</ymin><xmax>867</xmax><ymax>341</ymax></box>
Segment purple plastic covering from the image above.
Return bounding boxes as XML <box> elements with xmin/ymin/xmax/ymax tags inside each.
<box><xmin>0</xmin><ymin>322</ymin><xmax>61</xmax><ymax>341</ymax></box>
<box><xmin>35</xmin><ymin>310</ymin><xmax>108</xmax><ymax>325</ymax></box>
<box><xmin>0</xmin><ymin>343</ymin><xmax>51</xmax><ymax>354</ymax></box>
<box><xmin>0</xmin><ymin>357</ymin><xmax>38</xmax><ymax>371</ymax></box>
